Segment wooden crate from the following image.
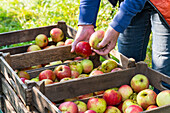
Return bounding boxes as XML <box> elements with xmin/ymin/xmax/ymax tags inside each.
<box><xmin>0</xmin><ymin>22</ymin><xmax>133</xmax><ymax>112</ymax></box>
<box><xmin>30</xmin><ymin>61</ymin><xmax>170</xmax><ymax>113</ymax></box>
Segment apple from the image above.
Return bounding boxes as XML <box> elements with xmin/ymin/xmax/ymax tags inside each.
<box><xmin>39</xmin><ymin>69</ymin><xmax>56</xmax><ymax>81</ymax></box>
<box><xmin>53</xmin><ymin>65</ymin><xmax>71</xmax><ymax>80</ymax></box>
<box><xmin>122</xmin><ymin>99</ymin><xmax>138</xmax><ymax>112</ymax></box>
<box><xmin>50</xmin><ymin>28</ymin><xmax>64</xmax><ymax>42</ymax></box>
<box><xmin>31</xmin><ymin>77</ymin><xmax>39</xmax><ymax>82</ymax></box>
<box><xmin>59</xmin><ymin>101</ymin><xmax>78</xmax><ymax>113</ymax></box>
<box><xmin>74</xmin><ymin>56</ymin><xmax>84</xmax><ymax>60</ymax></box>
<box><xmin>101</xmin><ymin>59</ymin><xmax>118</xmax><ymax>73</ymax></box>
<box><xmin>20</xmin><ymin>77</ymin><xmax>28</xmax><ymax>83</ymax></box>
<box><xmin>89</xmin><ymin>30</ymin><xmax>105</xmax><ymax>49</ymax></box>
<box><xmin>71</xmin><ymin>70</ymin><xmax>79</xmax><ymax>78</ymax></box>
<box><xmin>50</xmin><ymin>60</ymin><xmax>62</xmax><ymax>66</ymax></box>
<box><xmin>80</xmin><ymin>59</ymin><xmax>93</xmax><ymax>73</ymax></box>
<box><xmin>56</xmin><ymin>41</ymin><xmax>65</xmax><ymax>47</ymax></box>
<box><xmin>137</xmin><ymin>89</ymin><xmax>157</xmax><ymax>109</ymax></box>
<box><xmin>74</xmin><ymin>101</ymin><xmax>87</xmax><ymax>113</ymax></box>
<box><xmin>63</xmin><ymin>60</ymin><xmax>73</xmax><ymax>63</ymax></box>
<box><xmin>41</xmin><ymin>79</ymin><xmax>53</xmax><ymax>85</ymax></box>
<box><xmin>65</xmin><ymin>38</ymin><xmax>74</xmax><ymax>45</ymax></box>
<box><xmin>27</xmin><ymin>45</ymin><xmax>41</xmax><ymax>52</ymax></box>
<box><xmin>75</xmin><ymin>41</ymin><xmax>92</xmax><ymax>58</ymax></box>
<box><xmin>87</xmin><ymin>97</ymin><xmax>107</xmax><ymax>113</ymax></box>
<box><xmin>31</xmin><ymin>64</ymin><xmax>42</xmax><ymax>69</ymax></box>
<box><xmin>129</xmin><ymin>92</ymin><xmax>138</xmax><ymax>103</ymax></box>
<box><xmin>84</xmin><ymin>110</ymin><xmax>96</xmax><ymax>113</ymax></box>
<box><xmin>104</xmin><ymin>106</ymin><xmax>121</xmax><ymax>113</ymax></box>
<box><xmin>118</xmin><ymin>85</ymin><xmax>133</xmax><ymax>101</ymax></box>
<box><xmin>94</xmin><ymin>90</ymin><xmax>105</xmax><ymax>95</ymax></box>
<box><xmin>124</xmin><ymin>105</ymin><xmax>143</xmax><ymax>113</ymax></box>
<box><xmin>18</xmin><ymin>70</ymin><xmax>30</xmax><ymax>80</ymax></box>
<box><xmin>78</xmin><ymin>93</ymin><xmax>93</xmax><ymax>99</ymax></box>
<box><xmin>130</xmin><ymin>74</ymin><xmax>149</xmax><ymax>93</ymax></box>
<box><xmin>60</xmin><ymin>77</ymin><xmax>72</xmax><ymax>82</ymax></box>
<box><xmin>156</xmin><ymin>90</ymin><xmax>170</xmax><ymax>107</ymax></box>
<box><xmin>64</xmin><ymin>97</ymin><xmax>78</xmax><ymax>102</ymax></box>
<box><xmin>117</xmin><ymin>102</ymin><xmax>123</xmax><ymax>113</ymax></box>
<box><xmin>103</xmin><ymin>89</ymin><xmax>122</xmax><ymax>106</ymax></box>
<box><xmin>78</xmin><ymin>74</ymin><xmax>89</xmax><ymax>78</ymax></box>
<box><xmin>69</xmin><ymin>61</ymin><xmax>83</xmax><ymax>74</ymax></box>
<box><xmin>35</xmin><ymin>34</ymin><xmax>48</xmax><ymax>48</ymax></box>
<box><xmin>146</xmin><ymin>105</ymin><xmax>157</xmax><ymax>110</ymax></box>
<box><xmin>44</xmin><ymin>45</ymin><xmax>56</xmax><ymax>49</ymax></box>
<box><xmin>111</xmin><ymin>68</ymin><xmax>122</xmax><ymax>72</ymax></box>
<box><xmin>89</xmin><ymin>70</ymin><xmax>104</xmax><ymax>77</ymax></box>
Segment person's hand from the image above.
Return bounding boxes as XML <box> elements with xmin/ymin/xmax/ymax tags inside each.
<box><xmin>71</xmin><ymin>25</ymin><xmax>95</xmax><ymax>53</ymax></box>
<box><xmin>93</xmin><ymin>26</ymin><xmax>120</xmax><ymax>56</ymax></box>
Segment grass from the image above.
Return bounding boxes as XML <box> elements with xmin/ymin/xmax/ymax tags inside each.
<box><xmin>0</xmin><ymin>0</ymin><xmax>152</xmax><ymax>67</ymax></box>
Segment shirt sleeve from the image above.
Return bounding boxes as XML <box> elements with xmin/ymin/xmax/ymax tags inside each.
<box><xmin>78</xmin><ymin>0</ymin><xmax>101</xmax><ymax>28</ymax></box>
<box><xmin>110</xmin><ymin>0</ymin><xmax>147</xmax><ymax>33</ymax></box>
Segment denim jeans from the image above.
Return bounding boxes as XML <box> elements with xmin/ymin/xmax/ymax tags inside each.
<box><xmin>118</xmin><ymin>2</ymin><xmax>170</xmax><ymax>90</ymax></box>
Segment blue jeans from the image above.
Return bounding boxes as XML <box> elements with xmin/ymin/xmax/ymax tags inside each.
<box><xmin>118</xmin><ymin>2</ymin><xmax>170</xmax><ymax>90</ymax></box>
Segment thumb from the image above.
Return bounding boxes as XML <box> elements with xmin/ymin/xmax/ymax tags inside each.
<box><xmin>71</xmin><ymin>40</ymin><xmax>78</xmax><ymax>53</ymax></box>
<box><xmin>97</xmin><ymin>36</ymin><xmax>110</xmax><ymax>49</ymax></box>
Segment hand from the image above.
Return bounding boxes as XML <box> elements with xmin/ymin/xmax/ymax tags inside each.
<box><xmin>71</xmin><ymin>25</ymin><xmax>95</xmax><ymax>53</ymax></box>
<box><xmin>93</xmin><ymin>26</ymin><xmax>120</xmax><ymax>55</ymax></box>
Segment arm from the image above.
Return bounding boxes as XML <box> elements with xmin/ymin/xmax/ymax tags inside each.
<box><xmin>94</xmin><ymin>0</ymin><xmax>147</xmax><ymax>55</ymax></box>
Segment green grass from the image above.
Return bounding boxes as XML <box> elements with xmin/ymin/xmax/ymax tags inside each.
<box><xmin>0</xmin><ymin>0</ymin><xmax>152</xmax><ymax>67</ymax></box>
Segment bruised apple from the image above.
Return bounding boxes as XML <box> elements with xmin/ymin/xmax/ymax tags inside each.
<box><xmin>75</xmin><ymin>41</ymin><xmax>92</xmax><ymax>58</ymax></box>
<box><xmin>101</xmin><ymin>59</ymin><xmax>117</xmax><ymax>73</ymax></box>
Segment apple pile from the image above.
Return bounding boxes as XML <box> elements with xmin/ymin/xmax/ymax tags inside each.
<box><xmin>27</xmin><ymin>27</ymin><xmax>74</xmax><ymax>52</ymax></box>
<box><xmin>57</xmin><ymin>74</ymin><xmax>170</xmax><ymax>113</ymax></box>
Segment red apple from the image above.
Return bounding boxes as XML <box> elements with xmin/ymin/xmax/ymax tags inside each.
<box><xmin>101</xmin><ymin>59</ymin><xmax>118</xmax><ymax>73</ymax></box>
<box><xmin>81</xmin><ymin>59</ymin><xmax>93</xmax><ymax>73</ymax></box>
<box><xmin>74</xmin><ymin>101</ymin><xmax>87</xmax><ymax>113</ymax></box>
<box><xmin>56</xmin><ymin>41</ymin><xmax>65</xmax><ymax>47</ymax></box>
<box><xmin>44</xmin><ymin>45</ymin><xmax>56</xmax><ymax>49</ymax></box>
<box><xmin>20</xmin><ymin>77</ymin><xmax>28</xmax><ymax>83</ymax></box>
<box><xmin>87</xmin><ymin>97</ymin><xmax>107</xmax><ymax>113</ymax></box>
<box><xmin>156</xmin><ymin>90</ymin><xmax>170</xmax><ymax>107</ymax></box>
<box><xmin>89</xmin><ymin>70</ymin><xmax>104</xmax><ymax>77</ymax></box>
<box><xmin>69</xmin><ymin>61</ymin><xmax>83</xmax><ymax>74</ymax></box>
<box><xmin>146</xmin><ymin>105</ymin><xmax>157</xmax><ymax>110</ymax></box>
<box><xmin>35</xmin><ymin>34</ymin><xmax>48</xmax><ymax>48</ymax></box>
<box><xmin>75</xmin><ymin>41</ymin><xmax>92</xmax><ymax>58</ymax></box>
<box><xmin>74</xmin><ymin>56</ymin><xmax>84</xmax><ymax>60</ymax></box>
<box><xmin>84</xmin><ymin>110</ymin><xmax>96</xmax><ymax>113</ymax></box>
<box><xmin>60</xmin><ymin>77</ymin><xmax>72</xmax><ymax>82</ymax></box>
<box><xmin>78</xmin><ymin>74</ymin><xmax>89</xmax><ymax>78</ymax></box>
<box><xmin>50</xmin><ymin>28</ymin><xmax>64</xmax><ymax>42</ymax></box>
<box><xmin>89</xmin><ymin>30</ymin><xmax>105</xmax><ymax>50</ymax></box>
<box><xmin>130</xmin><ymin>74</ymin><xmax>149</xmax><ymax>93</ymax></box>
<box><xmin>137</xmin><ymin>89</ymin><xmax>157</xmax><ymax>109</ymax></box>
<box><xmin>71</xmin><ymin>70</ymin><xmax>79</xmax><ymax>78</ymax></box>
<box><xmin>39</xmin><ymin>69</ymin><xmax>56</xmax><ymax>81</ymax></box>
<box><xmin>104</xmin><ymin>106</ymin><xmax>121</xmax><ymax>113</ymax></box>
<box><xmin>117</xmin><ymin>102</ymin><xmax>123</xmax><ymax>113</ymax></box>
<box><xmin>27</xmin><ymin>45</ymin><xmax>41</xmax><ymax>52</ymax></box>
<box><xmin>78</xmin><ymin>93</ymin><xmax>93</xmax><ymax>99</ymax></box>
<box><xmin>18</xmin><ymin>70</ymin><xmax>30</xmax><ymax>80</ymax></box>
<box><xmin>54</xmin><ymin>65</ymin><xmax>71</xmax><ymax>80</ymax></box>
<box><xmin>65</xmin><ymin>39</ymin><xmax>74</xmax><ymax>45</ymax></box>
<box><xmin>41</xmin><ymin>79</ymin><xmax>53</xmax><ymax>85</ymax></box>
<box><xmin>59</xmin><ymin>101</ymin><xmax>78</xmax><ymax>113</ymax></box>
<box><xmin>124</xmin><ymin>105</ymin><xmax>143</xmax><ymax>113</ymax></box>
<box><xmin>118</xmin><ymin>85</ymin><xmax>133</xmax><ymax>101</ymax></box>
<box><xmin>122</xmin><ymin>99</ymin><xmax>138</xmax><ymax>112</ymax></box>
<box><xmin>103</xmin><ymin>89</ymin><xmax>122</xmax><ymax>106</ymax></box>
<box><xmin>94</xmin><ymin>90</ymin><xmax>105</xmax><ymax>95</ymax></box>
<box><xmin>111</xmin><ymin>68</ymin><xmax>122</xmax><ymax>72</ymax></box>
<box><xmin>64</xmin><ymin>97</ymin><xmax>78</xmax><ymax>102</ymax></box>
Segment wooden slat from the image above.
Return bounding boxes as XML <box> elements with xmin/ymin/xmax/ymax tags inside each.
<box><xmin>0</xmin><ymin>57</ymin><xmax>28</xmax><ymax>105</ymax></box>
<box><xmin>9</xmin><ymin>45</ymin><xmax>77</xmax><ymax>70</ymax></box>
<box><xmin>32</xmin><ymin>87</ymin><xmax>61</xmax><ymax>113</ymax></box>
<box><xmin>3</xmin><ymin>96</ymin><xmax>16</xmax><ymax>113</ymax></box>
<box><xmin>44</xmin><ymin>68</ymin><xmax>136</xmax><ymax>101</ymax></box>
<box><xmin>1</xmin><ymin>78</ymin><xmax>30</xmax><ymax>113</ymax></box>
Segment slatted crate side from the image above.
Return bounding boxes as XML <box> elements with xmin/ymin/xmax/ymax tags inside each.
<box><xmin>0</xmin><ymin>57</ymin><xmax>29</xmax><ymax>105</ymax></box>
<box><xmin>0</xmin><ymin>21</ymin><xmax>77</xmax><ymax>55</ymax></box>
<box><xmin>1</xmin><ymin>77</ymin><xmax>31</xmax><ymax>113</ymax></box>
<box><xmin>3</xmin><ymin>95</ymin><xmax>16</xmax><ymax>113</ymax></box>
